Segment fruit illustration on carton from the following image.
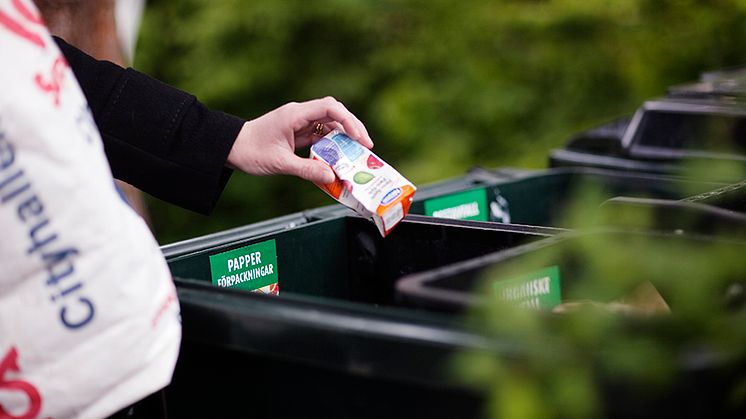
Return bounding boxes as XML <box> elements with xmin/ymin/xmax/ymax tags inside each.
<box><xmin>310</xmin><ymin>130</ymin><xmax>416</xmax><ymax>237</ymax></box>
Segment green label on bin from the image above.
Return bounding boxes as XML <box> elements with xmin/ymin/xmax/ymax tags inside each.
<box><xmin>493</xmin><ymin>266</ymin><xmax>561</xmax><ymax>310</ymax></box>
<box><xmin>209</xmin><ymin>239</ymin><xmax>279</xmax><ymax>293</ymax></box>
<box><xmin>423</xmin><ymin>188</ymin><xmax>489</xmax><ymax>221</ymax></box>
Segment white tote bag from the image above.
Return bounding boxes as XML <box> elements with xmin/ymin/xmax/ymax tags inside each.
<box><xmin>0</xmin><ymin>1</ymin><xmax>181</xmax><ymax>418</ymax></box>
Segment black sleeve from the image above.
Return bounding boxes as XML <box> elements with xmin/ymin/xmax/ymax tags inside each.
<box><xmin>54</xmin><ymin>36</ymin><xmax>245</xmax><ymax>214</ymax></box>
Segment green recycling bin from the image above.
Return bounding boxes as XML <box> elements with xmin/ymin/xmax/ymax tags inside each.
<box><xmin>549</xmin><ymin>96</ymin><xmax>746</xmax><ymax>182</ymax></box>
<box><xmin>162</xmin><ymin>215</ymin><xmax>558</xmax><ymax>418</ymax></box>
<box><xmin>396</xmin><ymin>230</ymin><xmax>746</xmax><ymax>417</ymax></box>
<box><xmin>411</xmin><ymin>167</ymin><xmax>722</xmax><ymax>228</ymax></box>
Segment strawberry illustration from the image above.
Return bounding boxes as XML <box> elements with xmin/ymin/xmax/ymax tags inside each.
<box><xmin>367</xmin><ymin>154</ymin><xmax>384</xmax><ymax>169</ymax></box>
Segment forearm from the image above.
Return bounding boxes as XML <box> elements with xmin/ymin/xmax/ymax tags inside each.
<box><xmin>55</xmin><ymin>36</ymin><xmax>244</xmax><ymax>214</ymax></box>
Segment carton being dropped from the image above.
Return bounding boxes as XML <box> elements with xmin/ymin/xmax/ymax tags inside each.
<box><xmin>311</xmin><ymin>131</ymin><xmax>416</xmax><ymax>236</ymax></box>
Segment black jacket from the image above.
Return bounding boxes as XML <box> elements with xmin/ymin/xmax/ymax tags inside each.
<box><xmin>55</xmin><ymin>37</ymin><xmax>245</xmax><ymax>214</ymax></box>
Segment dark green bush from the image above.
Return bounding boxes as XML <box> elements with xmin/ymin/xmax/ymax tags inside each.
<box><xmin>136</xmin><ymin>0</ymin><xmax>746</xmax><ymax>243</ymax></box>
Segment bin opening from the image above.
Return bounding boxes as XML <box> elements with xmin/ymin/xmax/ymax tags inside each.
<box><xmin>396</xmin><ymin>231</ymin><xmax>746</xmax><ymax>314</ymax></box>
<box><xmin>167</xmin><ymin>215</ymin><xmax>554</xmax><ymax>307</ymax></box>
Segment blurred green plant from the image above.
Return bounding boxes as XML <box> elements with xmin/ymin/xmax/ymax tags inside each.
<box><xmin>136</xmin><ymin>0</ymin><xmax>746</xmax><ymax>243</ymax></box>
<box><xmin>452</xmin><ymin>167</ymin><xmax>746</xmax><ymax>418</ymax></box>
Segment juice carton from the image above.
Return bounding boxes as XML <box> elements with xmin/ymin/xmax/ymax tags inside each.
<box><xmin>310</xmin><ymin>130</ymin><xmax>416</xmax><ymax>237</ymax></box>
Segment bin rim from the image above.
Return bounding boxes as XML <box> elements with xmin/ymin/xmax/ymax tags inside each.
<box><xmin>160</xmin><ymin>211</ymin><xmax>309</xmax><ymax>259</ymax></box>
<box><xmin>603</xmin><ymin>196</ymin><xmax>746</xmax><ymax>223</ymax></box>
<box><xmin>395</xmin><ymin>227</ymin><xmax>746</xmax><ymax>313</ymax></box>
<box><xmin>493</xmin><ymin>165</ymin><xmax>725</xmax><ymax>186</ymax></box>
<box><xmin>165</xmin><ymin>213</ymin><xmax>566</xmax><ymax>267</ymax></box>
<box><xmin>549</xmin><ymin>148</ymin><xmax>680</xmax><ymax>173</ymax></box>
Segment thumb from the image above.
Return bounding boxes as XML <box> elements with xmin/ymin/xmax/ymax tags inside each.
<box><xmin>284</xmin><ymin>156</ymin><xmax>336</xmax><ymax>184</ymax></box>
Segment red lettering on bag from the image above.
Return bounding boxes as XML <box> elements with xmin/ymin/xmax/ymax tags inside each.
<box><xmin>0</xmin><ymin>0</ymin><xmax>44</xmax><ymax>49</ymax></box>
<box><xmin>0</xmin><ymin>347</ymin><xmax>42</xmax><ymax>419</ymax></box>
<box><xmin>11</xmin><ymin>0</ymin><xmax>42</xmax><ymax>25</ymax></box>
<box><xmin>151</xmin><ymin>291</ymin><xmax>178</xmax><ymax>328</ymax></box>
<box><xmin>33</xmin><ymin>56</ymin><xmax>68</xmax><ymax>107</ymax></box>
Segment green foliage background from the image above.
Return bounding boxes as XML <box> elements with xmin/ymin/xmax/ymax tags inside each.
<box><xmin>135</xmin><ymin>0</ymin><xmax>746</xmax><ymax>244</ymax></box>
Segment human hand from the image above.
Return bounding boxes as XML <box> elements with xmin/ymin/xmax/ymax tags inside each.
<box><xmin>227</xmin><ymin>97</ymin><xmax>373</xmax><ymax>184</ymax></box>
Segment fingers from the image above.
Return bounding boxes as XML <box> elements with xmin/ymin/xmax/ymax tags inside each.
<box><xmin>283</xmin><ymin>155</ymin><xmax>336</xmax><ymax>184</ymax></box>
<box><xmin>312</xmin><ymin>120</ymin><xmax>344</xmax><ymax>137</ymax></box>
<box><xmin>303</xmin><ymin>118</ymin><xmax>340</xmax><ymax>138</ymax></box>
<box><xmin>297</xmin><ymin>120</ymin><xmax>345</xmax><ymax>148</ymax></box>
<box><xmin>321</xmin><ymin>121</ymin><xmax>345</xmax><ymax>137</ymax></box>
<box><xmin>290</xmin><ymin>97</ymin><xmax>374</xmax><ymax>148</ymax></box>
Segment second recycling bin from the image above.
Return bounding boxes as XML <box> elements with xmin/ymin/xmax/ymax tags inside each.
<box><xmin>396</xmin><ymin>229</ymin><xmax>746</xmax><ymax>417</ymax></box>
<box><xmin>162</xmin><ymin>215</ymin><xmax>558</xmax><ymax>418</ymax></box>
<box><xmin>396</xmin><ymin>229</ymin><xmax>745</xmax><ymax>312</ymax></box>
<box><xmin>410</xmin><ymin>167</ymin><xmax>721</xmax><ymax>228</ymax></box>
